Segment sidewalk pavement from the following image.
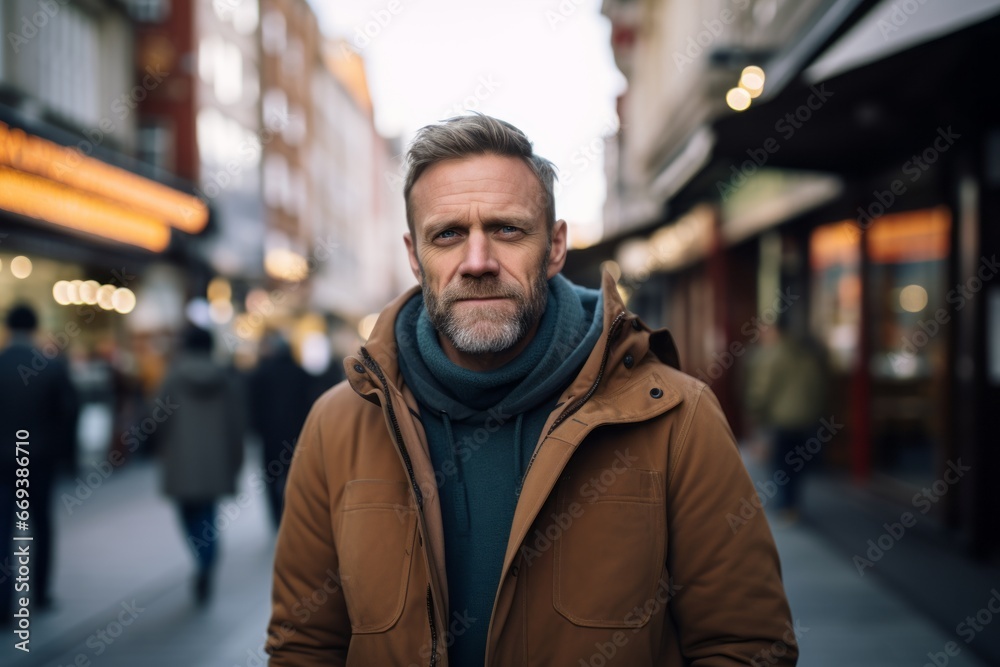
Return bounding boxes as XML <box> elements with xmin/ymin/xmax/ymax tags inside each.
<box><xmin>745</xmin><ymin>455</ymin><xmax>990</xmax><ymax>667</ymax></box>
<box><xmin>0</xmin><ymin>451</ymin><xmax>989</xmax><ymax>666</ymax></box>
<box><xmin>0</xmin><ymin>454</ymin><xmax>277</xmax><ymax>667</ymax></box>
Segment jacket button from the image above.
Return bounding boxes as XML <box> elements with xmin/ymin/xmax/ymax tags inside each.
<box><xmin>650</xmin><ymin>387</ymin><xmax>663</xmax><ymax>399</ymax></box>
<box><xmin>353</xmin><ymin>364</ymin><xmax>364</xmax><ymax>373</ymax></box>
<box><xmin>511</xmin><ymin>565</ymin><xmax>519</xmax><ymax>577</ymax></box>
<box><xmin>631</xmin><ymin>319</ymin><xmax>641</xmax><ymax>330</ymax></box>
<box><xmin>623</xmin><ymin>354</ymin><xmax>634</xmax><ymax>369</ymax></box>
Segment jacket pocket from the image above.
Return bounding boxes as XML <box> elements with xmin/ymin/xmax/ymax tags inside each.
<box><xmin>553</xmin><ymin>467</ymin><xmax>665</xmax><ymax>628</ymax></box>
<box><xmin>338</xmin><ymin>479</ymin><xmax>417</xmax><ymax>633</ymax></box>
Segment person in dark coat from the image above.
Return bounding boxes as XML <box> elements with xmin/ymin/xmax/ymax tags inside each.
<box><xmin>248</xmin><ymin>333</ymin><xmax>313</xmax><ymax>528</ymax></box>
<box><xmin>0</xmin><ymin>304</ymin><xmax>79</xmax><ymax>617</ymax></box>
<box><xmin>153</xmin><ymin>326</ymin><xmax>246</xmax><ymax>605</ymax></box>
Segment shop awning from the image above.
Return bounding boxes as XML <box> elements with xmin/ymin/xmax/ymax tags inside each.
<box><xmin>806</xmin><ymin>0</ymin><xmax>1000</xmax><ymax>82</ymax></box>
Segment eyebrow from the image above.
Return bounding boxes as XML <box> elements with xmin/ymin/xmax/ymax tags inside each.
<box><xmin>422</xmin><ymin>215</ymin><xmax>540</xmax><ymax>240</ymax></box>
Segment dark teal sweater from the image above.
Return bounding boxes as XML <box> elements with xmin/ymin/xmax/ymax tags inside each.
<box><xmin>396</xmin><ymin>274</ymin><xmax>602</xmax><ymax>665</ymax></box>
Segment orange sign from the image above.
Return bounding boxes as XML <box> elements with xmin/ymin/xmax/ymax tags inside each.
<box><xmin>0</xmin><ymin>121</ymin><xmax>208</xmax><ymax>251</ymax></box>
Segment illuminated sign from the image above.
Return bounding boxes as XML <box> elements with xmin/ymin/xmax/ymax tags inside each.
<box><xmin>0</xmin><ymin>121</ymin><xmax>208</xmax><ymax>252</ymax></box>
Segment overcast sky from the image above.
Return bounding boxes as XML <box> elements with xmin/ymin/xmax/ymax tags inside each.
<box><xmin>311</xmin><ymin>0</ymin><xmax>626</xmax><ymax>246</ymax></box>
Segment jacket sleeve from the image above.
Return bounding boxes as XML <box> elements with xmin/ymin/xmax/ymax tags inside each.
<box><xmin>266</xmin><ymin>401</ymin><xmax>351</xmax><ymax>665</ymax></box>
<box><xmin>666</xmin><ymin>384</ymin><xmax>798</xmax><ymax>666</ymax></box>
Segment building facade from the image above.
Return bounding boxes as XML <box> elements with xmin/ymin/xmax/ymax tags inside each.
<box><xmin>579</xmin><ymin>3</ymin><xmax>1000</xmax><ymax>657</ymax></box>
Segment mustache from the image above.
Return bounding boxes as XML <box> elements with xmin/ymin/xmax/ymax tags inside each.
<box><xmin>442</xmin><ymin>278</ymin><xmax>523</xmax><ymax>304</ymax></box>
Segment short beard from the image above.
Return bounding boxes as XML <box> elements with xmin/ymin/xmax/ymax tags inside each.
<box><xmin>421</xmin><ymin>256</ymin><xmax>549</xmax><ymax>355</ymax></box>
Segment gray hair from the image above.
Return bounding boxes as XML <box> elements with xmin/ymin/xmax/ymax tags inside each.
<box><xmin>403</xmin><ymin>114</ymin><xmax>557</xmax><ymax>234</ymax></box>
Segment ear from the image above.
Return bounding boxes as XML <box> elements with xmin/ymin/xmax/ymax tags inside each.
<box><xmin>546</xmin><ymin>219</ymin><xmax>569</xmax><ymax>279</ymax></box>
<box><xmin>403</xmin><ymin>232</ymin><xmax>422</xmax><ymax>283</ymax></box>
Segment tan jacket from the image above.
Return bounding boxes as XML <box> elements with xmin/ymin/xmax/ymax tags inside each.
<box><xmin>266</xmin><ymin>272</ymin><xmax>797</xmax><ymax>666</ymax></box>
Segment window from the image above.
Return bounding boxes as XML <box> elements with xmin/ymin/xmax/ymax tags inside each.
<box><xmin>138</xmin><ymin>120</ymin><xmax>175</xmax><ymax>171</ymax></box>
<box><xmin>127</xmin><ymin>0</ymin><xmax>171</xmax><ymax>23</ymax></box>
<box><xmin>200</xmin><ymin>38</ymin><xmax>244</xmax><ymax>105</ymax></box>
<box><xmin>261</xmin><ymin>11</ymin><xmax>286</xmax><ymax>54</ymax></box>
<box><xmin>282</xmin><ymin>37</ymin><xmax>304</xmax><ymax>80</ymax></box>
<box><xmin>283</xmin><ymin>103</ymin><xmax>306</xmax><ymax>146</ymax></box>
<box><xmin>30</xmin><ymin>3</ymin><xmax>100</xmax><ymax>128</ymax></box>
<box><xmin>214</xmin><ymin>42</ymin><xmax>243</xmax><ymax>105</ymax></box>
<box><xmin>264</xmin><ymin>153</ymin><xmax>288</xmax><ymax>209</ymax></box>
<box><xmin>263</xmin><ymin>88</ymin><xmax>289</xmax><ymax>132</ymax></box>
<box><xmin>233</xmin><ymin>1</ymin><xmax>260</xmax><ymax>35</ymax></box>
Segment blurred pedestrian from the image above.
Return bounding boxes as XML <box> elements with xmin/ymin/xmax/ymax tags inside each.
<box><xmin>248</xmin><ymin>332</ymin><xmax>313</xmax><ymax>528</ymax></box>
<box><xmin>0</xmin><ymin>303</ymin><xmax>79</xmax><ymax>618</ymax></box>
<box><xmin>152</xmin><ymin>326</ymin><xmax>246</xmax><ymax>605</ymax></box>
<box><xmin>746</xmin><ymin>321</ymin><xmax>830</xmax><ymax>520</ymax></box>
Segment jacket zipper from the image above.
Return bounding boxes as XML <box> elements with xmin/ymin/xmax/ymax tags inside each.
<box><xmin>515</xmin><ymin>311</ymin><xmax>627</xmax><ymax>498</ymax></box>
<box><xmin>426</xmin><ymin>585</ymin><xmax>439</xmax><ymax>666</ymax></box>
<box><xmin>360</xmin><ymin>348</ymin><xmax>438</xmax><ymax>665</ymax></box>
<box><xmin>360</xmin><ymin>347</ymin><xmax>424</xmax><ymax>509</ymax></box>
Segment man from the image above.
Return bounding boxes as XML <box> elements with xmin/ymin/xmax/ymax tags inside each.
<box><xmin>154</xmin><ymin>326</ymin><xmax>246</xmax><ymax>604</ymax></box>
<box><xmin>746</xmin><ymin>322</ymin><xmax>829</xmax><ymax>521</ymax></box>
<box><xmin>267</xmin><ymin>115</ymin><xmax>797</xmax><ymax>666</ymax></box>
<box><xmin>0</xmin><ymin>304</ymin><xmax>79</xmax><ymax>618</ymax></box>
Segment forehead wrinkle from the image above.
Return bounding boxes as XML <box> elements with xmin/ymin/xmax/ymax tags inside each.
<box><xmin>417</xmin><ymin>174</ymin><xmax>526</xmax><ymax>200</ymax></box>
<box><xmin>410</xmin><ymin>155</ymin><xmax>546</xmax><ymax>228</ymax></box>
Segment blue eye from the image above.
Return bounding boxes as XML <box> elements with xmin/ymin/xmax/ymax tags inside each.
<box><xmin>500</xmin><ymin>226</ymin><xmax>519</xmax><ymax>234</ymax></box>
<box><xmin>438</xmin><ymin>230</ymin><xmax>457</xmax><ymax>238</ymax></box>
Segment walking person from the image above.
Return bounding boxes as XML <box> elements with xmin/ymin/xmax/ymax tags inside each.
<box><xmin>153</xmin><ymin>326</ymin><xmax>246</xmax><ymax>605</ymax></box>
<box><xmin>0</xmin><ymin>304</ymin><xmax>79</xmax><ymax>618</ymax></box>
<box><xmin>746</xmin><ymin>321</ymin><xmax>830</xmax><ymax>520</ymax></box>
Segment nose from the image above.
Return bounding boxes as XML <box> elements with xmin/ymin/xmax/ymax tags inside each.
<box><xmin>457</xmin><ymin>229</ymin><xmax>500</xmax><ymax>277</ymax></box>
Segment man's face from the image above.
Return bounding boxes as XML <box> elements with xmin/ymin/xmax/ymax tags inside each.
<box><xmin>404</xmin><ymin>154</ymin><xmax>568</xmax><ymax>356</ymax></box>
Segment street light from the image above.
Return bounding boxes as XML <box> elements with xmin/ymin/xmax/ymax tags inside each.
<box><xmin>726</xmin><ymin>87</ymin><xmax>751</xmax><ymax>111</ymax></box>
<box><xmin>739</xmin><ymin>65</ymin><xmax>765</xmax><ymax>98</ymax></box>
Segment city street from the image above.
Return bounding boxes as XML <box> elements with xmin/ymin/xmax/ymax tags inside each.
<box><xmin>0</xmin><ymin>452</ymin><xmax>988</xmax><ymax>667</ymax></box>
<box><xmin>0</xmin><ymin>456</ymin><xmax>274</xmax><ymax>667</ymax></box>
<box><xmin>1</xmin><ymin>0</ymin><xmax>999</xmax><ymax>664</ymax></box>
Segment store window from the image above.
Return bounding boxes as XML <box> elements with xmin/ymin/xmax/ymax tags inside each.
<box><xmin>867</xmin><ymin>207</ymin><xmax>950</xmax><ymax>487</ymax></box>
<box><xmin>810</xmin><ymin>220</ymin><xmax>861</xmax><ymax>373</ymax></box>
<box><xmin>810</xmin><ymin>209</ymin><xmax>951</xmax><ymax>488</ymax></box>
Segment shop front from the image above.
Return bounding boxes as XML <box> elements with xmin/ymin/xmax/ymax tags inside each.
<box><xmin>0</xmin><ymin>116</ymin><xmax>209</xmax><ymax>467</ymax></box>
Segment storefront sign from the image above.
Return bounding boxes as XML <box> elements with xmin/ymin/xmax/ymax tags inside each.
<box><xmin>0</xmin><ymin>122</ymin><xmax>208</xmax><ymax>251</ymax></box>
